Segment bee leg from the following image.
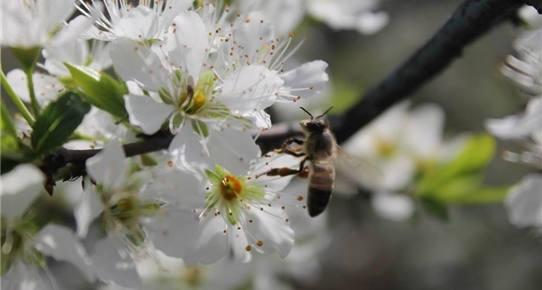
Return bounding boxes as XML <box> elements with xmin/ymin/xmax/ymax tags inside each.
<box><xmin>275</xmin><ymin>138</ymin><xmax>305</xmax><ymax>154</ymax></box>
<box><xmin>257</xmin><ymin>158</ymin><xmax>308</xmax><ymax>178</ymax></box>
<box><xmin>298</xmin><ymin>167</ymin><xmax>310</xmax><ymax>179</ymax></box>
<box><xmin>281</xmin><ymin>148</ymin><xmax>306</xmax><ymax>157</ymax></box>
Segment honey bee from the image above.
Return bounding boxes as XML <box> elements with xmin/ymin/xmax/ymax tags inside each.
<box><xmin>259</xmin><ymin>107</ymin><xmax>382</xmax><ymax>217</ymax></box>
<box><xmin>259</xmin><ymin>106</ymin><xmax>375</xmax><ymax>217</ymax></box>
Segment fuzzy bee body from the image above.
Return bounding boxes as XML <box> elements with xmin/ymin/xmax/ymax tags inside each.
<box><xmin>303</xmin><ymin>125</ymin><xmax>336</xmax><ymax>217</ymax></box>
<box><xmin>259</xmin><ymin>107</ymin><xmax>338</xmax><ymax>217</ymax></box>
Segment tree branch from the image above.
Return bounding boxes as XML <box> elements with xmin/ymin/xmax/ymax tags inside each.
<box><xmin>330</xmin><ymin>0</ymin><xmax>524</xmax><ymax>143</ymax></box>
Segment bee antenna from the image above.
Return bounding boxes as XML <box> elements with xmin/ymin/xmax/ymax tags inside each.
<box><xmin>316</xmin><ymin>106</ymin><xmax>334</xmax><ymax>119</ymax></box>
<box><xmin>300</xmin><ymin>107</ymin><xmax>314</xmax><ymax>120</ymax></box>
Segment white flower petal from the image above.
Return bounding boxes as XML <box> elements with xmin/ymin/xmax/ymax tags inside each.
<box><xmin>74</xmin><ymin>186</ymin><xmax>103</xmax><ymax>238</ymax></box>
<box><xmin>33</xmin><ymin>224</ymin><xmax>94</xmax><ymax>282</ymax></box>
<box><xmin>38</xmin><ymin>0</ymin><xmax>75</xmax><ymax>33</ymax></box>
<box><xmin>381</xmin><ymin>154</ymin><xmax>416</xmax><ymax>190</ymax></box>
<box><xmin>6</xmin><ymin>69</ymin><xmax>64</xmax><ymax>106</ymax></box>
<box><xmin>505</xmin><ymin>174</ymin><xmax>542</xmax><ymax>228</ymax></box>
<box><xmin>404</xmin><ymin>104</ymin><xmax>445</xmax><ymax>158</ymax></box>
<box><xmin>217</xmin><ymin>65</ymin><xmax>283</xmax><ymax>118</ymax></box>
<box><xmin>92</xmin><ymin>238</ymin><xmax>142</xmax><ymax>289</ymax></box>
<box><xmin>279</xmin><ymin>60</ymin><xmax>328</xmax><ymax>101</ymax></box>
<box><xmin>124</xmin><ymin>94</ymin><xmax>174</xmax><ymax>135</ymax></box>
<box><xmin>49</xmin><ymin>12</ymin><xmax>98</xmax><ymax>47</ymax></box>
<box><xmin>228</xmin><ymin>223</ymin><xmax>252</xmax><ymax>263</ymax></box>
<box><xmin>243</xmin><ymin>206</ymin><xmax>294</xmax><ymax>258</ymax></box>
<box><xmin>184</xmin><ymin>215</ymin><xmax>228</xmax><ymax>265</ymax></box>
<box><xmin>113</xmin><ymin>6</ymin><xmax>162</xmax><ymax>41</ymax></box>
<box><xmin>1</xmin><ymin>262</ymin><xmax>42</xmax><ymax>290</ymax></box>
<box><xmin>371</xmin><ymin>191</ymin><xmax>415</xmax><ymax>221</ymax></box>
<box><xmin>110</xmin><ymin>38</ymin><xmax>170</xmax><ymax>91</ymax></box>
<box><xmin>144</xmin><ymin>208</ymin><xmax>201</xmax><ymax>260</ymax></box>
<box><xmin>168</xmin><ymin>11</ymin><xmax>209</xmax><ymax>80</ymax></box>
<box><xmin>43</xmin><ymin>35</ymin><xmax>88</xmax><ymax>76</ymax></box>
<box><xmin>144</xmin><ymin>168</ymin><xmax>206</xmax><ymax>207</ymax></box>
<box><xmin>207</xmin><ymin>128</ymin><xmax>261</xmax><ymax>176</ymax></box>
<box><xmin>85</xmin><ymin>139</ymin><xmax>126</xmax><ymax>187</ymax></box>
<box><xmin>486</xmin><ymin>97</ymin><xmax>542</xmax><ymax>140</ymax></box>
<box><xmin>168</xmin><ymin>124</ymin><xmax>213</xmax><ymax>170</ymax></box>
<box><xmin>0</xmin><ymin>164</ymin><xmax>44</xmax><ymax>221</ymax></box>
<box><xmin>355</xmin><ymin>11</ymin><xmax>389</xmax><ymax>35</ymax></box>
<box><xmin>249</xmin><ymin>152</ymin><xmax>301</xmax><ymax>191</ymax></box>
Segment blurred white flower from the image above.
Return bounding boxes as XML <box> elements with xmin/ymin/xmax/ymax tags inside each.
<box><xmin>75</xmin><ymin>140</ymin><xmax>200</xmax><ymax>288</ymax></box>
<box><xmin>487</xmin><ymin>9</ymin><xmax>542</xmax><ymax>230</ymax></box>
<box><xmin>42</xmin><ymin>38</ymin><xmax>113</xmax><ymax>77</ymax></box>
<box><xmin>5</xmin><ymin>22</ymin><xmax>112</xmax><ymax>109</ymax></box>
<box><xmin>1</xmin><ymin>165</ymin><xmax>94</xmax><ymax>289</ymax></box>
<box><xmin>235</xmin><ymin>0</ymin><xmax>388</xmax><ymax>36</ymax></box>
<box><xmin>0</xmin><ymin>0</ymin><xmax>88</xmax><ymax>48</ymax></box>
<box><xmin>306</xmin><ymin>0</ymin><xmax>388</xmax><ymax>35</ymax></box>
<box><xmin>501</xmin><ymin>7</ymin><xmax>541</xmax><ymax>95</ymax></box>
<box><xmin>80</xmin><ymin>0</ymin><xmax>192</xmax><ymax>42</ymax></box>
<box><xmin>343</xmin><ymin>102</ymin><xmax>467</xmax><ymax>221</ymax></box>
<box><xmin>486</xmin><ymin>97</ymin><xmax>542</xmax><ymax>142</ymax></box>
<box><xmin>505</xmin><ymin>174</ymin><xmax>542</xmax><ymax>229</ymax></box>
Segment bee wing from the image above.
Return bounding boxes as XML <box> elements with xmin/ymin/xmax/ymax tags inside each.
<box><xmin>332</xmin><ymin>146</ymin><xmax>383</xmax><ymax>193</ymax></box>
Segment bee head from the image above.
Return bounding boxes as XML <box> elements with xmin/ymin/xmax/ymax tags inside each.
<box><xmin>299</xmin><ymin>106</ymin><xmax>333</xmax><ymax>133</ymax></box>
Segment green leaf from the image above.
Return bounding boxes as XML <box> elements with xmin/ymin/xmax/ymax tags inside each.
<box><xmin>420</xmin><ymin>196</ymin><xmax>449</xmax><ymax>221</ymax></box>
<box><xmin>65</xmin><ymin>63</ymin><xmax>127</xmax><ymax>118</ymax></box>
<box><xmin>31</xmin><ymin>91</ymin><xmax>91</xmax><ymax>155</ymax></box>
<box><xmin>416</xmin><ymin>134</ymin><xmax>496</xmax><ymax>196</ymax></box>
<box><xmin>434</xmin><ymin>176</ymin><xmax>510</xmax><ymax>204</ymax></box>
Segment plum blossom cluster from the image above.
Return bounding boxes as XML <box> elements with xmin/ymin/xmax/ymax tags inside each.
<box><xmin>1</xmin><ymin>0</ymin><xmax>330</xmax><ymax>288</ymax></box>
<box><xmin>341</xmin><ymin>102</ymin><xmax>468</xmax><ymax>221</ymax></box>
<box><xmin>485</xmin><ymin>6</ymin><xmax>542</xmax><ymax>230</ymax></box>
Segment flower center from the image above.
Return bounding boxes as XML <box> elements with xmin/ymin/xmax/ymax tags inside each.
<box><xmin>376</xmin><ymin>140</ymin><xmax>396</xmax><ymax>159</ymax></box>
<box><xmin>220</xmin><ymin>174</ymin><xmax>243</xmax><ymax>201</ymax></box>
<box><xmin>187</xmin><ymin>91</ymin><xmax>207</xmax><ymax>113</ymax></box>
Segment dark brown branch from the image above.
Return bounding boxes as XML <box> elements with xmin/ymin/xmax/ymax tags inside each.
<box><xmin>330</xmin><ymin>0</ymin><xmax>525</xmax><ymax>143</ymax></box>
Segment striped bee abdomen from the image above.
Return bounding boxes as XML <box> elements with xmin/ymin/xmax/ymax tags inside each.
<box><xmin>307</xmin><ymin>159</ymin><xmax>335</xmax><ymax>217</ymax></box>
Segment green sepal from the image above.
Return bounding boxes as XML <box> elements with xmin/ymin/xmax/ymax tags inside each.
<box><xmin>140</xmin><ymin>154</ymin><xmax>158</xmax><ymax>167</ymax></box>
<box><xmin>191</xmin><ymin>119</ymin><xmax>209</xmax><ymax>138</ymax></box>
<box><xmin>31</xmin><ymin>91</ymin><xmax>91</xmax><ymax>155</ymax></box>
<box><xmin>65</xmin><ymin>63</ymin><xmax>127</xmax><ymax>119</ymax></box>
<box><xmin>205</xmin><ymin>168</ymin><xmax>222</xmax><ymax>185</ymax></box>
<box><xmin>10</xmin><ymin>47</ymin><xmax>41</xmax><ymax>72</ymax></box>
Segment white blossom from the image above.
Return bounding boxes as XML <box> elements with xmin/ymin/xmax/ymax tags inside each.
<box><xmin>342</xmin><ymin>102</ymin><xmax>467</xmax><ymax>221</ymax></box>
<box><xmin>80</xmin><ymin>0</ymin><xmax>192</xmax><ymax>42</ymax></box>
<box><xmin>505</xmin><ymin>174</ymin><xmax>542</xmax><ymax>229</ymax></box>
<box><xmin>1</xmin><ymin>165</ymin><xmax>94</xmax><ymax>289</ymax></box>
<box><xmin>306</xmin><ymin>0</ymin><xmax>388</xmax><ymax>34</ymax></box>
<box><xmin>75</xmin><ymin>139</ymin><xmax>200</xmax><ymax>287</ymax></box>
<box><xmin>145</xmin><ymin>150</ymin><xmax>302</xmax><ymax>265</ymax></box>
<box><xmin>235</xmin><ymin>0</ymin><xmax>388</xmax><ymax>36</ymax></box>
